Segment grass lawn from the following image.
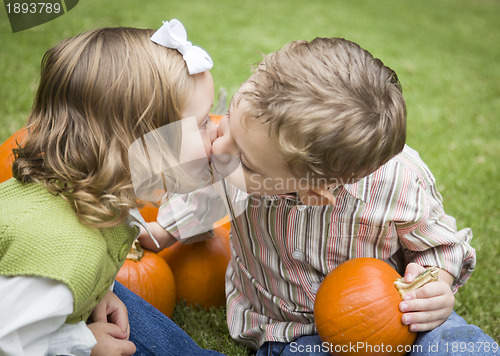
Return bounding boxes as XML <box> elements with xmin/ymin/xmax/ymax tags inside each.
<box><xmin>1</xmin><ymin>0</ymin><xmax>498</xmax><ymax>353</ymax></box>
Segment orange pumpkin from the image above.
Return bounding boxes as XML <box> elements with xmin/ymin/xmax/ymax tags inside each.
<box><xmin>116</xmin><ymin>241</ymin><xmax>176</xmax><ymax>317</ymax></box>
<box><xmin>314</xmin><ymin>258</ymin><xmax>416</xmax><ymax>356</ymax></box>
<box><xmin>209</xmin><ymin>113</ymin><xmax>223</xmax><ymax>125</ymax></box>
<box><xmin>158</xmin><ymin>221</ymin><xmax>231</xmax><ymax>309</ymax></box>
<box><xmin>138</xmin><ymin>201</ymin><xmax>159</xmax><ymax>222</ymax></box>
<box><xmin>0</xmin><ymin>127</ymin><xmax>28</xmax><ymax>183</ymax></box>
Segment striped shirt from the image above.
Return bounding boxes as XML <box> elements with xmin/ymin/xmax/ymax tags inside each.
<box><xmin>158</xmin><ymin>145</ymin><xmax>476</xmax><ymax>350</ymax></box>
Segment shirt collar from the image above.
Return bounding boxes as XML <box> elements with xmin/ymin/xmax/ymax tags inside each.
<box><xmin>332</xmin><ymin>174</ymin><xmax>371</xmax><ymax>203</ymax></box>
<box><xmin>226</xmin><ymin>174</ymin><xmax>372</xmax><ymax>205</ymax></box>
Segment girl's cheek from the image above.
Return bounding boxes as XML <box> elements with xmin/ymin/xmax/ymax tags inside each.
<box><xmin>204</xmin><ymin>138</ymin><xmax>212</xmax><ymax>157</ymax></box>
<box><xmin>208</xmin><ymin>121</ymin><xmax>218</xmax><ymax>143</ymax></box>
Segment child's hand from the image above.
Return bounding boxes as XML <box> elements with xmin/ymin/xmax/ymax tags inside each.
<box><xmin>399</xmin><ymin>263</ymin><xmax>455</xmax><ymax>332</ymax></box>
<box><xmin>88</xmin><ymin>322</ymin><xmax>136</xmax><ymax>356</ymax></box>
<box><xmin>138</xmin><ymin>222</ymin><xmax>177</xmax><ymax>252</ymax></box>
<box><xmin>91</xmin><ymin>290</ymin><xmax>130</xmax><ymax>337</ymax></box>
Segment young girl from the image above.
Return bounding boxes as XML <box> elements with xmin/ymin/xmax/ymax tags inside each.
<box><xmin>0</xmin><ymin>20</ymin><xmax>222</xmax><ymax>355</ymax></box>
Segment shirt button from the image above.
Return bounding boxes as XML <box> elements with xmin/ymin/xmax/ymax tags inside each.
<box><xmin>311</xmin><ymin>283</ymin><xmax>321</xmax><ymax>294</ymax></box>
<box><xmin>292</xmin><ymin>249</ymin><xmax>304</xmax><ymax>260</ymax></box>
<box><xmin>296</xmin><ymin>205</ymin><xmax>307</xmax><ymax>212</ymax></box>
<box><xmin>119</xmin><ymin>244</ymin><xmax>130</xmax><ymax>260</ymax></box>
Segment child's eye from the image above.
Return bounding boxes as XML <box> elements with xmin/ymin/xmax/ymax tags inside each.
<box><xmin>241</xmin><ymin>163</ymin><xmax>253</xmax><ymax>173</ymax></box>
<box><xmin>200</xmin><ymin>116</ymin><xmax>210</xmax><ymax>129</ymax></box>
<box><xmin>239</xmin><ymin>154</ymin><xmax>256</xmax><ymax>174</ymax></box>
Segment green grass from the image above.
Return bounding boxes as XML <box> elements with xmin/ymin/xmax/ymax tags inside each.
<box><xmin>1</xmin><ymin>0</ymin><xmax>499</xmax><ymax>351</ymax></box>
<box><xmin>172</xmin><ymin>302</ymin><xmax>252</xmax><ymax>356</ymax></box>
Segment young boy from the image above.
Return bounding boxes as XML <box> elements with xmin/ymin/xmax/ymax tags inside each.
<box><xmin>140</xmin><ymin>37</ymin><xmax>498</xmax><ymax>355</ymax></box>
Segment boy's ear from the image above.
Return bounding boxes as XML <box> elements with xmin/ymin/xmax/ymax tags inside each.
<box><xmin>298</xmin><ymin>187</ymin><xmax>336</xmax><ymax>206</ymax></box>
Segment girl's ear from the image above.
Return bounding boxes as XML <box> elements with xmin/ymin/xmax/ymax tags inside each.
<box><xmin>298</xmin><ymin>187</ymin><xmax>336</xmax><ymax>206</ymax></box>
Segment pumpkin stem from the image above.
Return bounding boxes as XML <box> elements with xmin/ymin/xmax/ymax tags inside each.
<box><xmin>126</xmin><ymin>240</ymin><xmax>144</xmax><ymax>262</ymax></box>
<box><xmin>394</xmin><ymin>266</ymin><xmax>439</xmax><ymax>299</ymax></box>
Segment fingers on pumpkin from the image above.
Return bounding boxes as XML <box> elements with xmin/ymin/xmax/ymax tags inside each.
<box><xmin>402</xmin><ymin>308</ymin><xmax>450</xmax><ymax>332</ymax></box>
<box><xmin>394</xmin><ymin>266</ymin><xmax>439</xmax><ymax>299</ymax></box>
<box><xmin>403</xmin><ymin>262</ymin><xmax>426</xmax><ymax>283</ymax></box>
<box><xmin>314</xmin><ymin>258</ymin><xmax>418</xmax><ymax>353</ymax></box>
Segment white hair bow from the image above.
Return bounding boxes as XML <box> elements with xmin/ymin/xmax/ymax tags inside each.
<box><xmin>151</xmin><ymin>19</ymin><xmax>213</xmax><ymax>75</ymax></box>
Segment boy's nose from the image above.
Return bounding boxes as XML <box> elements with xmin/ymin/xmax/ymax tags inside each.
<box><xmin>212</xmin><ymin>114</ymin><xmax>235</xmax><ymax>157</ymax></box>
<box><xmin>208</xmin><ymin>120</ymin><xmax>217</xmax><ymax>144</ymax></box>
<box><xmin>216</xmin><ymin>115</ymin><xmax>228</xmax><ymax>138</ymax></box>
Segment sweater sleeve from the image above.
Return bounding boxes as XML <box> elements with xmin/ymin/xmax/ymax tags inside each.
<box><xmin>0</xmin><ymin>276</ymin><xmax>96</xmax><ymax>356</ymax></box>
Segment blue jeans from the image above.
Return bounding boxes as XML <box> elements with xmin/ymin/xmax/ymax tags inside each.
<box><xmin>113</xmin><ymin>281</ymin><xmax>223</xmax><ymax>356</ymax></box>
<box><xmin>256</xmin><ymin>312</ymin><xmax>498</xmax><ymax>356</ymax></box>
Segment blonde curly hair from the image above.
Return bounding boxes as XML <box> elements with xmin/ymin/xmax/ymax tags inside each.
<box><xmin>243</xmin><ymin>37</ymin><xmax>407</xmax><ymax>184</ymax></box>
<box><xmin>13</xmin><ymin>27</ymin><xmax>195</xmax><ymax>227</ymax></box>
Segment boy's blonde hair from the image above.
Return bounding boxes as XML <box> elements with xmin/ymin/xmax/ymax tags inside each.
<box><xmin>13</xmin><ymin>27</ymin><xmax>194</xmax><ymax>227</ymax></box>
<box><xmin>244</xmin><ymin>37</ymin><xmax>407</xmax><ymax>184</ymax></box>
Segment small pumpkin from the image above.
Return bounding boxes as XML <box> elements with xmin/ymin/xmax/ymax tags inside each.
<box><xmin>158</xmin><ymin>221</ymin><xmax>231</xmax><ymax>309</ymax></box>
<box><xmin>138</xmin><ymin>201</ymin><xmax>160</xmax><ymax>223</ymax></box>
<box><xmin>0</xmin><ymin>127</ymin><xmax>28</xmax><ymax>183</ymax></box>
<box><xmin>116</xmin><ymin>241</ymin><xmax>176</xmax><ymax>317</ymax></box>
<box><xmin>209</xmin><ymin>113</ymin><xmax>223</xmax><ymax>125</ymax></box>
<box><xmin>314</xmin><ymin>258</ymin><xmax>420</xmax><ymax>356</ymax></box>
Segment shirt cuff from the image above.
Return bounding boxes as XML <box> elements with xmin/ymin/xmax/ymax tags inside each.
<box><xmin>157</xmin><ymin>193</ymin><xmax>215</xmax><ymax>242</ymax></box>
<box><xmin>410</xmin><ymin>228</ymin><xmax>476</xmax><ymax>293</ymax></box>
<box><xmin>48</xmin><ymin>321</ymin><xmax>97</xmax><ymax>356</ymax></box>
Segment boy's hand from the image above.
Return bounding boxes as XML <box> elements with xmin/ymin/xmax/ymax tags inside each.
<box><xmin>88</xmin><ymin>322</ymin><xmax>136</xmax><ymax>356</ymax></box>
<box><xmin>138</xmin><ymin>222</ymin><xmax>177</xmax><ymax>252</ymax></box>
<box><xmin>399</xmin><ymin>263</ymin><xmax>455</xmax><ymax>332</ymax></box>
<box><xmin>91</xmin><ymin>290</ymin><xmax>129</xmax><ymax>337</ymax></box>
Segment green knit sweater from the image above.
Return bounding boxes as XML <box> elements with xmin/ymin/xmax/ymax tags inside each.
<box><xmin>0</xmin><ymin>178</ymin><xmax>137</xmax><ymax>324</ymax></box>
